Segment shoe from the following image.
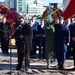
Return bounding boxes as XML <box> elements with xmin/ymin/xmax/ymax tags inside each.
<box><xmin>58</xmin><ymin>66</ymin><xmax>64</xmax><ymax>70</ymax></box>
<box><xmin>3</xmin><ymin>52</ymin><xmax>9</xmax><ymax>54</ymax></box>
<box><xmin>58</xmin><ymin>64</ymin><xmax>64</xmax><ymax>70</ymax></box>
<box><xmin>16</xmin><ymin>67</ymin><xmax>21</xmax><ymax>70</ymax></box>
<box><xmin>25</xmin><ymin>67</ymin><xmax>29</xmax><ymax>72</ymax></box>
<box><xmin>25</xmin><ymin>68</ymin><xmax>32</xmax><ymax>73</ymax></box>
<box><xmin>6</xmin><ymin>52</ymin><xmax>9</xmax><ymax>54</ymax></box>
<box><xmin>72</xmin><ymin>67</ymin><xmax>75</xmax><ymax>70</ymax></box>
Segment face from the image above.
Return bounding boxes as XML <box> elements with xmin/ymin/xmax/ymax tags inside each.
<box><xmin>40</xmin><ymin>20</ymin><xmax>44</xmax><ymax>25</ymax></box>
<box><xmin>65</xmin><ymin>18</ymin><xmax>71</xmax><ymax>25</ymax></box>
<box><xmin>29</xmin><ymin>19</ymin><xmax>33</xmax><ymax>25</ymax></box>
<box><xmin>55</xmin><ymin>18</ymin><xmax>59</xmax><ymax>24</ymax></box>
<box><xmin>32</xmin><ymin>17</ymin><xmax>36</xmax><ymax>22</ymax></box>
<box><xmin>19</xmin><ymin>18</ymin><xmax>24</xmax><ymax>25</ymax></box>
<box><xmin>59</xmin><ymin>19</ymin><xmax>64</xmax><ymax>25</ymax></box>
<box><xmin>71</xmin><ymin>17</ymin><xmax>75</xmax><ymax>23</ymax></box>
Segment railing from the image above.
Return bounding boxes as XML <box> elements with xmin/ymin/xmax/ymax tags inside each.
<box><xmin>0</xmin><ymin>43</ymin><xmax>17</xmax><ymax>49</ymax></box>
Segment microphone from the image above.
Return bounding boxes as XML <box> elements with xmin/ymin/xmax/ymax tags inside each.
<box><xmin>16</xmin><ymin>25</ymin><xmax>22</xmax><ymax>30</ymax></box>
<box><xmin>6</xmin><ymin>25</ymin><xmax>22</xmax><ymax>41</ymax></box>
<box><xmin>19</xmin><ymin>25</ymin><xmax>22</xmax><ymax>27</ymax></box>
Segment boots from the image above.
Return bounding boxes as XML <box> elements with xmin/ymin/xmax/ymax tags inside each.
<box><xmin>58</xmin><ymin>62</ymin><xmax>64</xmax><ymax>70</ymax></box>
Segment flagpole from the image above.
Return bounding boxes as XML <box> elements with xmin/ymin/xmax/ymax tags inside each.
<box><xmin>51</xmin><ymin>5</ymin><xmax>63</xmax><ymax>15</ymax></box>
<box><xmin>43</xmin><ymin>0</ymin><xmax>72</xmax><ymax>21</ymax></box>
<box><xmin>44</xmin><ymin>5</ymin><xmax>63</xmax><ymax>21</ymax></box>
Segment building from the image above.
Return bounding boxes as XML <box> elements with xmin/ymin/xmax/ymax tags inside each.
<box><xmin>0</xmin><ymin>0</ymin><xmax>14</xmax><ymax>8</ymax></box>
<box><xmin>0</xmin><ymin>0</ymin><xmax>45</xmax><ymax>17</ymax></box>
<box><xmin>15</xmin><ymin>0</ymin><xmax>44</xmax><ymax>17</ymax></box>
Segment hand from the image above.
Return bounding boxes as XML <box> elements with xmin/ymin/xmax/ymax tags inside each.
<box><xmin>3</xmin><ymin>31</ymin><xmax>7</xmax><ymax>33</ymax></box>
<box><xmin>72</xmin><ymin>37</ymin><xmax>75</xmax><ymax>41</ymax></box>
<box><xmin>9</xmin><ymin>36</ymin><xmax>12</xmax><ymax>39</ymax></box>
<box><xmin>20</xmin><ymin>35</ymin><xmax>24</xmax><ymax>40</ymax></box>
<box><xmin>20</xmin><ymin>35</ymin><xmax>23</xmax><ymax>39</ymax></box>
<box><xmin>66</xmin><ymin>43</ymin><xmax>69</xmax><ymax>46</ymax></box>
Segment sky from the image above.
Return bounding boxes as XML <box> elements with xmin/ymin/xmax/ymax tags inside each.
<box><xmin>0</xmin><ymin>0</ymin><xmax>63</xmax><ymax>5</ymax></box>
<box><xmin>0</xmin><ymin>0</ymin><xmax>5</xmax><ymax>2</ymax></box>
<box><xmin>41</xmin><ymin>0</ymin><xmax>63</xmax><ymax>5</ymax></box>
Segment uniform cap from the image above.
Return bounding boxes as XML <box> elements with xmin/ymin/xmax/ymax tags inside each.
<box><xmin>59</xmin><ymin>16</ymin><xmax>64</xmax><ymax>20</ymax></box>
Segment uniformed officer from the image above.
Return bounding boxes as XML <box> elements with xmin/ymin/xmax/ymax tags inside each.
<box><xmin>30</xmin><ymin>16</ymin><xmax>39</xmax><ymax>57</ymax></box>
<box><xmin>36</xmin><ymin>19</ymin><xmax>46</xmax><ymax>59</ymax></box>
<box><xmin>54</xmin><ymin>16</ymin><xmax>70</xmax><ymax>69</ymax></box>
<box><xmin>69</xmin><ymin>16</ymin><xmax>75</xmax><ymax>70</ymax></box>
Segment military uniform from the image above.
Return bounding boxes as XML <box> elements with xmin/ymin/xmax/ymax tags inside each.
<box><xmin>54</xmin><ymin>24</ymin><xmax>70</xmax><ymax>69</ymax></box>
<box><xmin>30</xmin><ymin>22</ymin><xmax>39</xmax><ymax>56</ymax></box>
<box><xmin>69</xmin><ymin>22</ymin><xmax>75</xmax><ymax>69</ymax></box>
<box><xmin>36</xmin><ymin>23</ymin><xmax>46</xmax><ymax>59</ymax></box>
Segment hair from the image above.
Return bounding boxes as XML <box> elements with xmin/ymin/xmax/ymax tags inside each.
<box><xmin>19</xmin><ymin>16</ymin><xmax>24</xmax><ymax>20</ymax></box>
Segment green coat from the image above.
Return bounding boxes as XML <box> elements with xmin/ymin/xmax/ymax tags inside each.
<box><xmin>45</xmin><ymin>21</ymin><xmax>55</xmax><ymax>54</ymax></box>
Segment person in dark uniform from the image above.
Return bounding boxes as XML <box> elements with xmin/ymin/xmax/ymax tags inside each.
<box><xmin>14</xmin><ymin>16</ymin><xmax>33</xmax><ymax>71</ymax></box>
<box><xmin>69</xmin><ymin>16</ymin><xmax>75</xmax><ymax>70</ymax></box>
<box><xmin>54</xmin><ymin>16</ymin><xmax>70</xmax><ymax>69</ymax></box>
<box><xmin>36</xmin><ymin>19</ymin><xmax>46</xmax><ymax>59</ymax></box>
<box><xmin>29</xmin><ymin>16</ymin><xmax>39</xmax><ymax>57</ymax></box>
<box><xmin>0</xmin><ymin>17</ymin><xmax>11</xmax><ymax>54</ymax></box>
<box><xmin>64</xmin><ymin>18</ymin><xmax>71</xmax><ymax>59</ymax></box>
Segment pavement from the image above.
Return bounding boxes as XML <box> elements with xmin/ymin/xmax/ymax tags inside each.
<box><xmin>0</xmin><ymin>47</ymin><xmax>75</xmax><ymax>75</ymax></box>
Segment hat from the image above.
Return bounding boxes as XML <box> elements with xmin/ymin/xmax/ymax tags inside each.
<box><xmin>59</xmin><ymin>16</ymin><xmax>64</xmax><ymax>20</ymax></box>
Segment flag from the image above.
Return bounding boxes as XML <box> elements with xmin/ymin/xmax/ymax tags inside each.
<box><xmin>6</xmin><ymin>8</ymin><xmax>19</xmax><ymax>24</ymax></box>
<box><xmin>0</xmin><ymin>5</ymin><xmax>7</xmax><ymax>14</ymax></box>
<box><xmin>63</xmin><ymin>0</ymin><xmax>70</xmax><ymax>12</ymax></box>
<box><xmin>61</xmin><ymin>0</ymin><xmax>75</xmax><ymax>20</ymax></box>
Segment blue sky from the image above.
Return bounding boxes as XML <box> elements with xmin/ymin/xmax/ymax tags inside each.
<box><xmin>41</xmin><ymin>0</ymin><xmax>63</xmax><ymax>5</ymax></box>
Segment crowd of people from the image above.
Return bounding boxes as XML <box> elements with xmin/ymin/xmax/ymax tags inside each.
<box><xmin>0</xmin><ymin>15</ymin><xmax>75</xmax><ymax>71</ymax></box>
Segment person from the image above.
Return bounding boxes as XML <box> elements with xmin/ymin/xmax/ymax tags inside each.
<box><xmin>0</xmin><ymin>17</ymin><xmax>2</xmax><ymax>39</ymax></box>
<box><xmin>14</xmin><ymin>16</ymin><xmax>33</xmax><ymax>71</ymax></box>
<box><xmin>45</xmin><ymin>19</ymin><xmax>55</xmax><ymax>68</ymax></box>
<box><xmin>64</xmin><ymin>18</ymin><xmax>71</xmax><ymax>59</ymax></box>
<box><xmin>0</xmin><ymin>17</ymin><xmax>11</xmax><ymax>54</ymax></box>
<box><xmin>55</xmin><ymin>17</ymin><xmax>60</xmax><ymax>24</ymax></box>
<box><xmin>54</xmin><ymin>16</ymin><xmax>70</xmax><ymax>69</ymax></box>
<box><xmin>29</xmin><ymin>16</ymin><xmax>39</xmax><ymax>57</ymax></box>
<box><xmin>69</xmin><ymin>16</ymin><xmax>75</xmax><ymax>70</ymax></box>
<box><xmin>35</xmin><ymin>19</ymin><xmax>46</xmax><ymax>59</ymax></box>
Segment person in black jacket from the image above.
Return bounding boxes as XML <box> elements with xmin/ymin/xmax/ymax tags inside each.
<box><xmin>36</xmin><ymin>19</ymin><xmax>46</xmax><ymax>59</ymax></box>
<box><xmin>14</xmin><ymin>16</ymin><xmax>33</xmax><ymax>71</ymax></box>
<box><xmin>29</xmin><ymin>17</ymin><xmax>39</xmax><ymax>57</ymax></box>
<box><xmin>0</xmin><ymin>17</ymin><xmax>11</xmax><ymax>54</ymax></box>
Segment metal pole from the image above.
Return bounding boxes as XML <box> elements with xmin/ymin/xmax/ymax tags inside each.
<box><xmin>6</xmin><ymin>44</ymin><xmax>14</xmax><ymax>75</ymax></box>
<box><xmin>27</xmin><ymin>4</ymin><xmax>28</xmax><ymax>14</ymax></box>
<box><xmin>23</xmin><ymin>42</ymin><xmax>25</xmax><ymax>72</ymax></box>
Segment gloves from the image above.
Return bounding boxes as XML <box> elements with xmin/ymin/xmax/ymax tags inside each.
<box><xmin>20</xmin><ymin>35</ymin><xmax>24</xmax><ymax>40</ymax></box>
<box><xmin>20</xmin><ymin>35</ymin><xmax>23</xmax><ymax>39</ymax></box>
